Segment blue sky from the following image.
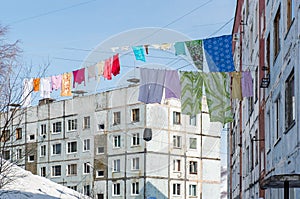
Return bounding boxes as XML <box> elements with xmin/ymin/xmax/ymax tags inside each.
<box><xmin>1</xmin><ymin>0</ymin><xmax>236</xmax><ymax>76</ymax></box>
<box><xmin>1</xmin><ymin>0</ymin><xmax>235</xmax><ymax>164</ymax></box>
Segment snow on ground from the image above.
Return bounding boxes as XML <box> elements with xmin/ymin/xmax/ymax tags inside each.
<box><xmin>0</xmin><ymin>161</ymin><xmax>90</xmax><ymax>199</ymax></box>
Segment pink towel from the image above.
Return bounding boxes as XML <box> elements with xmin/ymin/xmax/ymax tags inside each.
<box><xmin>51</xmin><ymin>75</ymin><xmax>62</xmax><ymax>90</ymax></box>
<box><xmin>72</xmin><ymin>68</ymin><xmax>86</xmax><ymax>88</ymax></box>
<box><xmin>103</xmin><ymin>57</ymin><xmax>112</xmax><ymax>80</ymax></box>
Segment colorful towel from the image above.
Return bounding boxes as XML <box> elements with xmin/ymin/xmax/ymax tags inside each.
<box><xmin>180</xmin><ymin>71</ymin><xmax>203</xmax><ymax>116</ymax></box>
<box><xmin>132</xmin><ymin>46</ymin><xmax>146</xmax><ymax>62</ymax></box>
<box><xmin>203</xmin><ymin>72</ymin><xmax>233</xmax><ymax>125</ymax></box>
<box><xmin>61</xmin><ymin>73</ymin><xmax>72</xmax><ymax>97</ymax></box>
<box><xmin>203</xmin><ymin>35</ymin><xmax>235</xmax><ymax>72</ymax></box>
<box><xmin>164</xmin><ymin>70</ymin><xmax>181</xmax><ymax>99</ymax></box>
<box><xmin>174</xmin><ymin>42</ymin><xmax>186</xmax><ymax>56</ymax></box>
<box><xmin>185</xmin><ymin>40</ymin><xmax>203</xmax><ymax>70</ymax></box>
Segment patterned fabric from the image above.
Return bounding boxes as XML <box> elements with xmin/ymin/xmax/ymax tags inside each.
<box><xmin>241</xmin><ymin>71</ymin><xmax>253</xmax><ymax>98</ymax></box>
<box><xmin>231</xmin><ymin>71</ymin><xmax>242</xmax><ymax>100</ymax></box>
<box><xmin>174</xmin><ymin>42</ymin><xmax>186</xmax><ymax>56</ymax></box>
<box><xmin>185</xmin><ymin>40</ymin><xmax>203</xmax><ymax>70</ymax></box>
<box><xmin>180</xmin><ymin>71</ymin><xmax>203</xmax><ymax>116</ymax></box>
<box><xmin>61</xmin><ymin>73</ymin><xmax>72</xmax><ymax>97</ymax></box>
<box><xmin>203</xmin><ymin>72</ymin><xmax>233</xmax><ymax>125</ymax></box>
<box><xmin>132</xmin><ymin>46</ymin><xmax>146</xmax><ymax>62</ymax></box>
<box><xmin>203</xmin><ymin>35</ymin><xmax>235</xmax><ymax>72</ymax></box>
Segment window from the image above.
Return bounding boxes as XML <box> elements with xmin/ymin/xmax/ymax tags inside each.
<box><xmin>67</xmin><ymin>164</ymin><xmax>77</xmax><ymax>176</ymax></box>
<box><xmin>189</xmin><ymin>184</ymin><xmax>197</xmax><ymax>196</ymax></box>
<box><xmin>3</xmin><ymin>150</ymin><xmax>10</xmax><ymax>160</ymax></box>
<box><xmin>113</xmin><ymin>183</ymin><xmax>121</xmax><ymax>196</ymax></box>
<box><xmin>173</xmin><ymin>135</ymin><xmax>182</xmax><ymax>148</ymax></box>
<box><xmin>52</xmin><ymin>122</ymin><xmax>62</xmax><ymax>133</ymax></box>
<box><xmin>97</xmin><ymin>194</ymin><xmax>104</xmax><ymax>199</ymax></box>
<box><xmin>250</xmin><ymin>140</ymin><xmax>254</xmax><ymax>171</ymax></box>
<box><xmin>189</xmin><ymin>115</ymin><xmax>196</xmax><ymax>126</ymax></box>
<box><xmin>113</xmin><ymin>135</ymin><xmax>121</xmax><ymax>148</ymax></box>
<box><xmin>266</xmin><ymin>34</ymin><xmax>270</xmax><ymax>67</ymax></box>
<box><xmin>173</xmin><ymin>159</ymin><xmax>181</xmax><ymax>172</ymax></box>
<box><xmin>113</xmin><ymin>111</ymin><xmax>121</xmax><ymax>125</ymax></box>
<box><xmin>83</xmin><ymin>162</ymin><xmax>91</xmax><ymax>174</ymax></box>
<box><xmin>40</xmin><ymin>167</ymin><xmax>46</xmax><ymax>177</ymax></box>
<box><xmin>52</xmin><ymin>143</ymin><xmax>61</xmax><ymax>155</ymax></box>
<box><xmin>67</xmin><ymin>141</ymin><xmax>77</xmax><ymax>153</ymax></box>
<box><xmin>255</xmin><ymin>130</ymin><xmax>259</xmax><ymax>165</ymax></box>
<box><xmin>275</xmin><ymin>98</ymin><xmax>280</xmax><ymax>140</ymax></box>
<box><xmin>83</xmin><ymin>185</ymin><xmax>90</xmax><ymax>196</ymax></box>
<box><xmin>131</xmin><ymin>108</ymin><xmax>140</xmax><ymax>122</ymax></box>
<box><xmin>68</xmin><ymin>119</ymin><xmax>77</xmax><ymax>131</ymax></box>
<box><xmin>113</xmin><ymin>159</ymin><xmax>120</xmax><ymax>172</ymax></box>
<box><xmin>132</xmin><ymin>157</ymin><xmax>140</xmax><ymax>170</ymax></box>
<box><xmin>173</xmin><ymin>111</ymin><xmax>181</xmax><ymax>124</ymax></box>
<box><xmin>83</xmin><ymin>116</ymin><xmax>90</xmax><ymax>129</ymax></box>
<box><xmin>285</xmin><ymin>70</ymin><xmax>295</xmax><ymax>129</ymax></box>
<box><xmin>29</xmin><ymin>134</ymin><xmax>35</xmax><ymax>141</ymax></box>
<box><xmin>98</xmin><ymin>124</ymin><xmax>105</xmax><ymax>130</ymax></box>
<box><xmin>189</xmin><ymin>138</ymin><xmax>197</xmax><ymax>149</ymax></box>
<box><xmin>132</xmin><ymin>133</ymin><xmax>140</xmax><ymax>146</ymax></box>
<box><xmin>96</xmin><ymin>170</ymin><xmax>104</xmax><ymax>178</ymax></box>
<box><xmin>1</xmin><ymin>130</ymin><xmax>10</xmax><ymax>142</ymax></box>
<box><xmin>16</xmin><ymin>128</ymin><xmax>22</xmax><ymax>140</ymax></box>
<box><xmin>189</xmin><ymin>161</ymin><xmax>198</xmax><ymax>174</ymax></box>
<box><xmin>255</xmin><ymin>67</ymin><xmax>258</xmax><ymax>101</ymax></box>
<box><xmin>40</xmin><ymin>145</ymin><xmax>46</xmax><ymax>157</ymax></box>
<box><xmin>97</xmin><ymin>146</ymin><xmax>104</xmax><ymax>154</ymax></box>
<box><xmin>16</xmin><ymin>148</ymin><xmax>22</xmax><ymax>159</ymax></box>
<box><xmin>28</xmin><ymin>155</ymin><xmax>34</xmax><ymax>162</ymax></box>
<box><xmin>40</xmin><ymin>124</ymin><xmax>46</xmax><ymax>135</ymax></box>
<box><xmin>248</xmin><ymin>96</ymin><xmax>254</xmax><ymax>115</ymax></box>
<box><xmin>172</xmin><ymin>183</ymin><xmax>181</xmax><ymax>195</ymax></box>
<box><xmin>274</xmin><ymin>6</ymin><xmax>281</xmax><ymax>59</ymax></box>
<box><xmin>287</xmin><ymin>0</ymin><xmax>295</xmax><ymax>29</ymax></box>
<box><xmin>132</xmin><ymin>182</ymin><xmax>139</xmax><ymax>195</ymax></box>
<box><xmin>83</xmin><ymin>139</ymin><xmax>90</xmax><ymax>151</ymax></box>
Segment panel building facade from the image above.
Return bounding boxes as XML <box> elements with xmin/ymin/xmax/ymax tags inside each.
<box><xmin>1</xmin><ymin>85</ymin><xmax>221</xmax><ymax>198</ymax></box>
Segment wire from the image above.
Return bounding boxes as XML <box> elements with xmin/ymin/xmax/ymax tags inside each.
<box><xmin>207</xmin><ymin>17</ymin><xmax>234</xmax><ymax>38</ymax></box>
<box><xmin>132</xmin><ymin>0</ymin><xmax>214</xmax><ymax>46</ymax></box>
<box><xmin>9</xmin><ymin>0</ymin><xmax>97</xmax><ymax>25</ymax></box>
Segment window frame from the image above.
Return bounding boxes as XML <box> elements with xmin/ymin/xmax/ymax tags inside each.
<box><xmin>83</xmin><ymin>116</ymin><xmax>90</xmax><ymax>129</ymax></box>
<box><xmin>113</xmin><ymin>135</ymin><xmax>121</xmax><ymax>148</ymax></box>
<box><xmin>172</xmin><ymin>183</ymin><xmax>181</xmax><ymax>196</ymax></box>
<box><xmin>83</xmin><ymin>162</ymin><xmax>91</xmax><ymax>174</ymax></box>
<box><xmin>52</xmin><ymin>143</ymin><xmax>62</xmax><ymax>155</ymax></box>
<box><xmin>131</xmin><ymin>182</ymin><xmax>139</xmax><ymax>195</ymax></box>
<box><xmin>113</xmin><ymin>111</ymin><xmax>121</xmax><ymax>125</ymax></box>
<box><xmin>131</xmin><ymin>108</ymin><xmax>140</xmax><ymax>123</ymax></box>
<box><xmin>40</xmin><ymin>145</ymin><xmax>46</xmax><ymax>157</ymax></box>
<box><xmin>173</xmin><ymin>135</ymin><xmax>182</xmax><ymax>148</ymax></box>
<box><xmin>40</xmin><ymin>166</ymin><xmax>46</xmax><ymax>177</ymax></box>
<box><xmin>273</xmin><ymin>6</ymin><xmax>281</xmax><ymax>60</ymax></box>
<box><xmin>83</xmin><ymin>139</ymin><xmax>91</xmax><ymax>152</ymax></box>
<box><xmin>52</xmin><ymin>121</ymin><xmax>62</xmax><ymax>134</ymax></box>
<box><xmin>189</xmin><ymin>161</ymin><xmax>198</xmax><ymax>174</ymax></box>
<box><xmin>40</xmin><ymin>124</ymin><xmax>47</xmax><ymax>136</ymax></box>
<box><xmin>16</xmin><ymin>128</ymin><xmax>22</xmax><ymax>140</ymax></box>
<box><xmin>67</xmin><ymin>141</ymin><xmax>77</xmax><ymax>154</ymax></box>
<box><xmin>132</xmin><ymin>157</ymin><xmax>140</xmax><ymax>170</ymax></box>
<box><xmin>189</xmin><ymin>137</ymin><xmax>197</xmax><ymax>149</ymax></box>
<box><xmin>285</xmin><ymin>69</ymin><xmax>295</xmax><ymax>130</ymax></box>
<box><xmin>189</xmin><ymin>184</ymin><xmax>197</xmax><ymax>197</ymax></box>
<box><xmin>173</xmin><ymin>111</ymin><xmax>181</xmax><ymax>125</ymax></box>
<box><xmin>113</xmin><ymin>183</ymin><xmax>121</xmax><ymax>196</ymax></box>
<box><xmin>173</xmin><ymin>159</ymin><xmax>181</xmax><ymax>172</ymax></box>
<box><xmin>113</xmin><ymin>159</ymin><xmax>121</xmax><ymax>172</ymax></box>
<box><xmin>131</xmin><ymin>133</ymin><xmax>140</xmax><ymax>146</ymax></box>
<box><xmin>67</xmin><ymin>119</ymin><xmax>77</xmax><ymax>131</ymax></box>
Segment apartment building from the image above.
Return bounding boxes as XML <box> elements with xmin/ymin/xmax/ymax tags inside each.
<box><xmin>230</xmin><ymin>0</ymin><xmax>299</xmax><ymax>198</ymax></box>
<box><xmin>1</xmin><ymin>85</ymin><xmax>221</xmax><ymax>198</ymax></box>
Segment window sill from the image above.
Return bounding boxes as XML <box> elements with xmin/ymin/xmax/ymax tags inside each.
<box><xmin>67</xmin><ymin>152</ymin><xmax>78</xmax><ymax>154</ymax></box>
<box><xmin>51</xmin><ymin>132</ymin><xmax>61</xmax><ymax>135</ymax></box>
<box><xmin>284</xmin><ymin>19</ymin><xmax>295</xmax><ymax>40</ymax></box>
<box><xmin>284</xmin><ymin>120</ymin><xmax>295</xmax><ymax>134</ymax></box>
<box><xmin>189</xmin><ymin>173</ymin><xmax>198</xmax><ymax>175</ymax></box>
<box><xmin>273</xmin><ymin>137</ymin><xmax>281</xmax><ymax>147</ymax></box>
<box><xmin>131</xmin><ymin>145</ymin><xmax>140</xmax><ymax>148</ymax></box>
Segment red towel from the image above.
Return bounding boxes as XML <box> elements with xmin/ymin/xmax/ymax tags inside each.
<box><xmin>103</xmin><ymin>57</ymin><xmax>112</xmax><ymax>80</ymax></box>
<box><xmin>111</xmin><ymin>54</ymin><xmax>120</xmax><ymax>76</ymax></box>
<box><xmin>72</xmin><ymin>68</ymin><xmax>85</xmax><ymax>88</ymax></box>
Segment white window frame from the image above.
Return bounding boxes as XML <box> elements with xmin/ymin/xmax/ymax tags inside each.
<box><xmin>189</xmin><ymin>161</ymin><xmax>198</xmax><ymax>174</ymax></box>
<box><xmin>189</xmin><ymin>115</ymin><xmax>196</xmax><ymax>126</ymax></box>
<box><xmin>68</xmin><ymin>119</ymin><xmax>77</xmax><ymax>131</ymax></box>
<box><xmin>67</xmin><ymin>164</ymin><xmax>77</xmax><ymax>176</ymax></box>
<box><xmin>51</xmin><ymin>165</ymin><xmax>61</xmax><ymax>177</ymax></box>
<box><xmin>52</xmin><ymin>121</ymin><xmax>62</xmax><ymax>134</ymax></box>
<box><xmin>96</xmin><ymin>170</ymin><xmax>104</xmax><ymax>178</ymax></box>
<box><xmin>113</xmin><ymin>183</ymin><xmax>121</xmax><ymax>196</ymax></box>
<box><xmin>113</xmin><ymin>159</ymin><xmax>120</xmax><ymax>172</ymax></box>
<box><xmin>16</xmin><ymin>148</ymin><xmax>22</xmax><ymax>159</ymax></box>
<box><xmin>52</xmin><ymin>143</ymin><xmax>61</xmax><ymax>155</ymax></box>
<box><xmin>40</xmin><ymin>145</ymin><xmax>46</xmax><ymax>157</ymax></box>
<box><xmin>83</xmin><ymin>139</ymin><xmax>91</xmax><ymax>152</ymax></box>
<box><xmin>40</xmin><ymin>124</ymin><xmax>47</xmax><ymax>136</ymax></box>
<box><xmin>173</xmin><ymin>159</ymin><xmax>181</xmax><ymax>172</ymax></box>
<box><xmin>67</xmin><ymin>141</ymin><xmax>77</xmax><ymax>154</ymax></box>
<box><xmin>132</xmin><ymin>133</ymin><xmax>140</xmax><ymax>146</ymax></box>
<box><xmin>113</xmin><ymin>135</ymin><xmax>121</xmax><ymax>148</ymax></box>
<box><xmin>83</xmin><ymin>116</ymin><xmax>90</xmax><ymax>129</ymax></box>
<box><xmin>173</xmin><ymin>111</ymin><xmax>181</xmax><ymax>125</ymax></box>
<box><xmin>113</xmin><ymin>111</ymin><xmax>121</xmax><ymax>125</ymax></box>
<box><xmin>28</xmin><ymin>155</ymin><xmax>34</xmax><ymax>162</ymax></box>
<box><xmin>132</xmin><ymin>157</ymin><xmax>140</xmax><ymax>170</ymax></box>
<box><xmin>131</xmin><ymin>182</ymin><xmax>139</xmax><ymax>195</ymax></box>
<box><xmin>83</xmin><ymin>162</ymin><xmax>91</xmax><ymax>174</ymax></box>
<box><xmin>189</xmin><ymin>137</ymin><xmax>197</xmax><ymax>149</ymax></box>
<box><xmin>189</xmin><ymin>184</ymin><xmax>197</xmax><ymax>196</ymax></box>
<box><xmin>40</xmin><ymin>166</ymin><xmax>46</xmax><ymax>177</ymax></box>
<box><xmin>172</xmin><ymin>183</ymin><xmax>181</xmax><ymax>196</ymax></box>
<box><xmin>131</xmin><ymin>108</ymin><xmax>140</xmax><ymax>122</ymax></box>
<box><xmin>97</xmin><ymin>146</ymin><xmax>104</xmax><ymax>154</ymax></box>
<box><xmin>173</xmin><ymin>135</ymin><xmax>182</xmax><ymax>148</ymax></box>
